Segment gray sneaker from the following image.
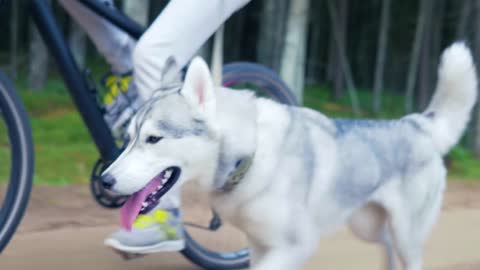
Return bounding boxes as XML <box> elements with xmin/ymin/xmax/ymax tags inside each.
<box><xmin>104</xmin><ymin>208</ymin><xmax>185</xmax><ymax>255</ymax></box>
<box><xmin>101</xmin><ymin>72</ymin><xmax>142</xmax><ymax>138</ymax></box>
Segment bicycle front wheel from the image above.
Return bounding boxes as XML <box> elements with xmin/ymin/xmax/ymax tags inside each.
<box><xmin>0</xmin><ymin>71</ymin><xmax>34</xmax><ymax>253</ymax></box>
<box><xmin>180</xmin><ymin>62</ymin><xmax>297</xmax><ymax>270</ymax></box>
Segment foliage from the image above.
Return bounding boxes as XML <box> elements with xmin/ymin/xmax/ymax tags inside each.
<box><xmin>447</xmin><ymin>147</ymin><xmax>480</xmax><ymax>181</ymax></box>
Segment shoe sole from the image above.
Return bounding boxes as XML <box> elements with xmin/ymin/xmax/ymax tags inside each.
<box><xmin>104</xmin><ymin>238</ymin><xmax>186</xmax><ymax>254</ymax></box>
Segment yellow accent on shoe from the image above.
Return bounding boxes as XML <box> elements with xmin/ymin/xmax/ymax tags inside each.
<box><xmin>132</xmin><ymin>215</ymin><xmax>154</xmax><ymax>229</ymax></box>
<box><xmin>119</xmin><ymin>76</ymin><xmax>132</xmax><ymax>92</ymax></box>
<box><xmin>105</xmin><ymin>75</ymin><xmax>118</xmax><ymax>88</ymax></box>
<box><xmin>103</xmin><ymin>93</ymin><xmax>114</xmax><ymax>105</ymax></box>
<box><xmin>161</xmin><ymin>224</ymin><xmax>179</xmax><ymax>240</ymax></box>
<box><xmin>102</xmin><ymin>74</ymin><xmax>132</xmax><ymax>105</ymax></box>
<box><xmin>153</xmin><ymin>209</ymin><xmax>169</xmax><ymax>223</ymax></box>
<box><xmin>103</xmin><ymin>85</ymin><xmax>120</xmax><ymax>105</ymax></box>
<box><xmin>132</xmin><ymin>209</ymin><xmax>171</xmax><ymax>229</ymax></box>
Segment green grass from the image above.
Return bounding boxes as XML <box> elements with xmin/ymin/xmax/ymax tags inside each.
<box><xmin>447</xmin><ymin>147</ymin><xmax>480</xmax><ymax>180</ymax></box>
<box><xmin>20</xmin><ymin>78</ymin><xmax>98</xmax><ymax>185</ymax></box>
<box><xmin>1</xmin><ymin>76</ymin><xmax>479</xmax><ymax>185</ymax></box>
<box><xmin>2</xmin><ymin>64</ymin><xmax>106</xmax><ymax>185</ymax></box>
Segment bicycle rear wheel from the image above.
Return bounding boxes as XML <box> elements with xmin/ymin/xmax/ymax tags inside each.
<box><xmin>0</xmin><ymin>72</ymin><xmax>34</xmax><ymax>253</ymax></box>
<box><xmin>222</xmin><ymin>62</ymin><xmax>299</xmax><ymax>106</ymax></box>
<box><xmin>180</xmin><ymin>62</ymin><xmax>297</xmax><ymax>270</ymax></box>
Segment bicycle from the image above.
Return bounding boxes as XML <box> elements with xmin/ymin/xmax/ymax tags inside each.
<box><xmin>0</xmin><ymin>1</ymin><xmax>298</xmax><ymax>269</ymax></box>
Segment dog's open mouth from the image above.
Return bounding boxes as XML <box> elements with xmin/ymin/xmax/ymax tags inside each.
<box><xmin>120</xmin><ymin>166</ymin><xmax>181</xmax><ymax>230</ymax></box>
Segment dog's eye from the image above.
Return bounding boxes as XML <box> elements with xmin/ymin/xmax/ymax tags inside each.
<box><xmin>146</xmin><ymin>136</ymin><xmax>163</xmax><ymax>144</ymax></box>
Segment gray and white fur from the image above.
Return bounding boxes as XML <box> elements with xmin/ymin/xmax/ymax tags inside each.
<box><xmin>104</xmin><ymin>42</ymin><xmax>478</xmax><ymax>270</ymax></box>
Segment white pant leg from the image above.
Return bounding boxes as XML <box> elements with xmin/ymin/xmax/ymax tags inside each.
<box><xmin>133</xmin><ymin>0</ymin><xmax>251</xmax><ymax>100</ymax></box>
<box><xmin>58</xmin><ymin>0</ymin><xmax>135</xmax><ymax>74</ymax></box>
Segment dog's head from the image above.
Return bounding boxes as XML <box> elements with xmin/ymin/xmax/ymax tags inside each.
<box><xmin>102</xmin><ymin>57</ymin><xmax>220</xmax><ymax>230</ymax></box>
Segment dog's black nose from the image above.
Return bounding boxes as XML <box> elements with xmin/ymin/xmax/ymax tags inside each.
<box><xmin>101</xmin><ymin>173</ymin><xmax>116</xmax><ymax>190</ymax></box>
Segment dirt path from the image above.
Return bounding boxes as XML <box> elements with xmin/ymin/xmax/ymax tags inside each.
<box><xmin>1</xmin><ymin>181</ymin><xmax>480</xmax><ymax>269</ymax></box>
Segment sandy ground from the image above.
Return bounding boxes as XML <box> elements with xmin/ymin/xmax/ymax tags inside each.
<box><xmin>1</xmin><ymin>181</ymin><xmax>480</xmax><ymax>270</ymax></box>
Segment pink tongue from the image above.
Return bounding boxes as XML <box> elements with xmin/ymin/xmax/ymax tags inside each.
<box><xmin>120</xmin><ymin>176</ymin><xmax>162</xmax><ymax>231</ymax></box>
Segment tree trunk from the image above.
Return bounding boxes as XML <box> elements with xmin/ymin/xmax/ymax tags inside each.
<box><xmin>404</xmin><ymin>0</ymin><xmax>433</xmax><ymax>112</ymax></box>
<box><xmin>326</xmin><ymin>33</ymin><xmax>336</xmax><ymax>84</ymax></box>
<box><xmin>306</xmin><ymin>0</ymin><xmax>322</xmax><ymax>84</ymax></box>
<box><xmin>69</xmin><ymin>20</ymin><xmax>87</xmax><ymax>69</ymax></box>
<box><xmin>9</xmin><ymin>0</ymin><xmax>19</xmax><ymax>79</ymax></box>
<box><xmin>28</xmin><ymin>19</ymin><xmax>49</xmax><ymax>91</ymax></box>
<box><xmin>257</xmin><ymin>0</ymin><xmax>290</xmax><ymax>73</ymax></box>
<box><xmin>211</xmin><ymin>25</ymin><xmax>224</xmax><ymax>86</ymax></box>
<box><xmin>456</xmin><ymin>0</ymin><xmax>472</xmax><ymax>39</ymax></box>
<box><xmin>432</xmin><ymin>0</ymin><xmax>446</xmax><ymax>69</ymax></box>
<box><xmin>123</xmin><ymin>0</ymin><xmax>150</xmax><ymax>26</ymax></box>
<box><xmin>472</xmin><ymin>1</ymin><xmax>480</xmax><ymax>158</ymax></box>
<box><xmin>280</xmin><ymin>0</ymin><xmax>310</xmax><ymax>103</ymax></box>
<box><xmin>327</xmin><ymin>0</ymin><xmax>347</xmax><ymax>100</ymax></box>
<box><xmin>372</xmin><ymin>0</ymin><xmax>392</xmax><ymax>114</ymax></box>
<box><xmin>417</xmin><ymin>0</ymin><xmax>435</xmax><ymax>110</ymax></box>
<box><xmin>196</xmin><ymin>39</ymin><xmax>212</xmax><ymax>64</ymax></box>
<box><xmin>326</xmin><ymin>0</ymin><xmax>360</xmax><ymax>115</ymax></box>
<box><xmin>148</xmin><ymin>1</ymin><xmax>168</xmax><ymax>23</ymax></box>
<box><xmin>224</xmin><ymin>9</ymin><xmax>247</xmax><ymax>62</ymax></box>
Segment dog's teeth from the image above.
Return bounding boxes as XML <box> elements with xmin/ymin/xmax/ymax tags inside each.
<box><xmin>152</xmin><ymin>191</ymin><xmax>157</xmax><ymax>195</ymax></box>
<box><xmin>164</xmin><ymin>170</ymin><xmax>172</xmax><ymax>179</ymax></box>
<box><xmin>142</xmin><ymin>202</ymin><xmax>148</xmax><ymax>207</ymax></box>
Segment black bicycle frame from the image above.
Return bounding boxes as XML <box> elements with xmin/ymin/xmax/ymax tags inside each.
<box><xmin>28</xmin><ymin>0</ymin><xmax>145</xmax><ymax>161</ymax></box>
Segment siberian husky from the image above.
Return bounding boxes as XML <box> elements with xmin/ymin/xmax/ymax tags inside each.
<box><xmin>102</xmin><ymin>43</ymin><xmax>477</xmax><ymax>270</ymax></box>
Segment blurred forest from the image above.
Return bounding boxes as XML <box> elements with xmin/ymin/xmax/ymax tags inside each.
<box><xmin>1</xmin><ymin>0</ymin><xmax>480</xmax><ymax>182</ymax></box>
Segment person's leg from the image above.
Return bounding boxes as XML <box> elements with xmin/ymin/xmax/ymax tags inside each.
<box><xmin>59</xmin><ymin>0</ymin><xmax>139</xmax><ymax>135</ymax></box>
<box><xmin>58</xmin><ymin>0</ymin><xmax>135</xmax><ymax>74</ymax></box>
<box><xmin>133</xmin><ymin>0</ymin><xmax>252</xmax><ymax>100</ymax></box>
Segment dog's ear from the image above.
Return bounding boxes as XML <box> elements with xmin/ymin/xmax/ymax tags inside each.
<box><xmin>181</xmin><ymin>57</ymin><xmax>216</xmax><ymax>119</ymax></box>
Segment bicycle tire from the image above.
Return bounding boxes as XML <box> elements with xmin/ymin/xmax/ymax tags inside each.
<box><xmin>222</xmin><ymin>62</ymin><xmax>299</xmax><ymax>106</ymax></box>
<box><xmin>180</xmin><ymin>62</ymin><xmax>297</xmax><ymax>270</ymax></box>
<box><xmin>0</xmin><ymin>71</ymin><xmax>35</xmax><ymax>253</ymax></box>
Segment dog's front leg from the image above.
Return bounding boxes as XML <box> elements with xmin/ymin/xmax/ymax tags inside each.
<box><xmin>249</xmin><ymin>244</ymin><xmax>316</xmax><ymax>270</ymax></box>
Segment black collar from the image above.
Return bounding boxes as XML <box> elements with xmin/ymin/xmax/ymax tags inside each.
<box><xmin>210</xmin><ymin>90</ymin><xmax>257</xmax><ymax>193</ymax></box>
<box><xmin>214</xmin><ymin>154</ymin><xmax>254</xmax><ymax>192</ymax></box>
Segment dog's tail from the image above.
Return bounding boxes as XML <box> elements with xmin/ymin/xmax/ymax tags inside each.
<box><xmin>424</xmin><ymin>42</ymin><xmax>478</xmax><ymax>155</ymax></box>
